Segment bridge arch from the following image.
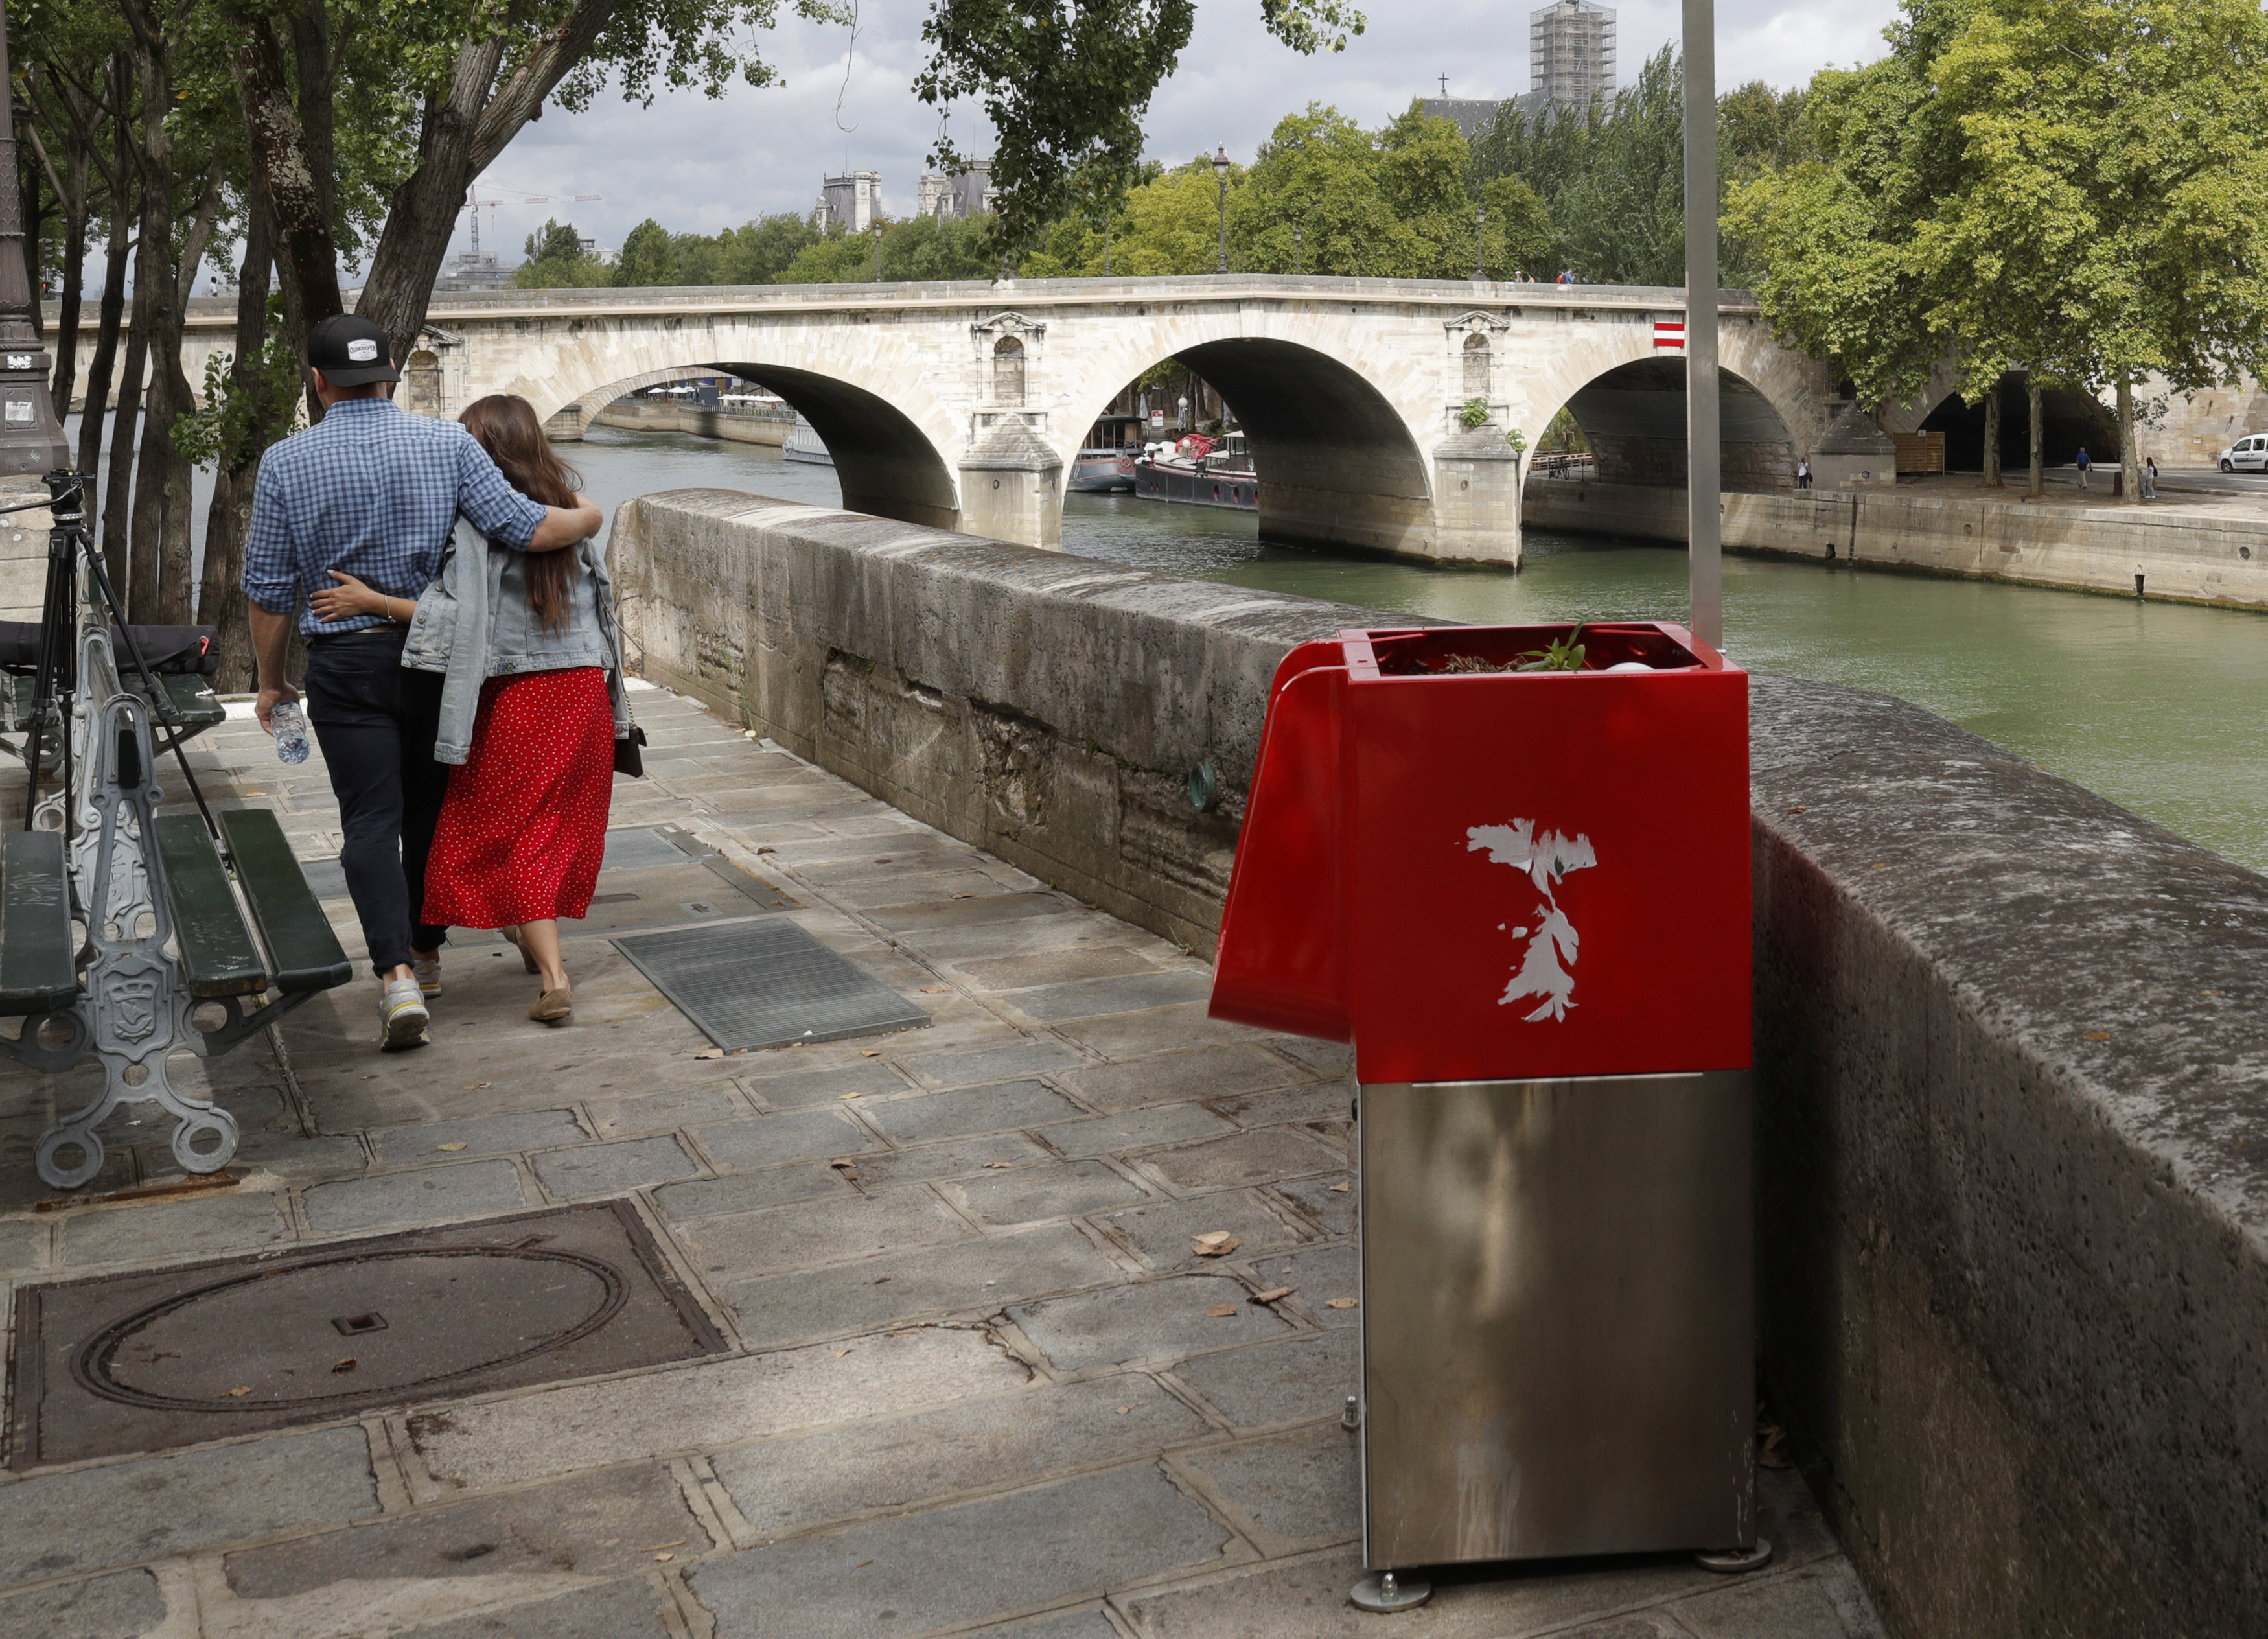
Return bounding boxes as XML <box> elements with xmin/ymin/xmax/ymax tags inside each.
<box><xmin>1058</xmin><ymin>332</ymin><xmax>1440</xmax><ymax>561</ymax></box>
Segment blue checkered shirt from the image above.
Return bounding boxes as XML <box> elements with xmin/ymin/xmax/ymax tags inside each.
<box><xmin>244</xmin><ymin>398</ymin><xmax>550</xmax><ymax>636</ymax></box>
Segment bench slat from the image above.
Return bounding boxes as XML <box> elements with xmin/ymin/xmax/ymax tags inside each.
<box><xmin>218</xmin><ymin>809</ymin><xmax>353</xmax><ymax>994</ymax></box>
<box><xmin>0</xmin><ymin>830</ymin><xmax>79</xmax><ymax>1016</ymax></box>
<box><xmin>155</xmin><ymin>815</ymin><xmax>267</xmax><ymax>999</ymax></box>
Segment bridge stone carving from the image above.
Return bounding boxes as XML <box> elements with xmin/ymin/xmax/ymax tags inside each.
<box><xmin>167</xmin><ymin>275</ymin><xmax>1834</xmax><ymax>565</ymax></box>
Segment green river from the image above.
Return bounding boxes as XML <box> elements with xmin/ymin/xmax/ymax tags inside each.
<box><xmin>569</xmin><ymin>424</ymin><xmax>2268</xmax><ymax>873</ymax></box>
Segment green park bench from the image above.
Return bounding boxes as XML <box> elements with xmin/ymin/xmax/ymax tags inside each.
<box><xmin>0</xmin><ymin>559</ymin><xmax>351</xmax><ymax>1189</ymax></box>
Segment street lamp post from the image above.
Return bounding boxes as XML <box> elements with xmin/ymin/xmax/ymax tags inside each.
<box><xmin>1684</xmin><ymin>0</ymin><xmax>1722</xmax><ymax>649</ymax></box>
<box><xmin>1293</xmin><ymin>226</ymin><xmax>1302</xmax><ymax>275</ymax></box>
<box><xmin>874</xmin><ymin>220</ymin><xmax>883</xmax><ymax>282</ymax></box>
<box><xmin>1473</xmin><ymin>210</ymin><xmax>1487</xmax><ymax>282</ymax></box>
<box><xmin>0</xmin><ymin>0</ymin><xmax>69</xmax><ymax>479</ymax></box>
<box><xmin>1212</xmin><ymin>145</ymin><xmax>1231</xmax><ymax>274</ymax></box>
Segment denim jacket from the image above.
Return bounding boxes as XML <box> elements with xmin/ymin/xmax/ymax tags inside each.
<box><xmin>401</xmin><ymin>520</ymin><xmax>631</xmax><ymax>765</ymax></box>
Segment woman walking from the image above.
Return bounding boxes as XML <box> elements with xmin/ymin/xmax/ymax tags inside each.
<box><xmin>314</xmin><ymin>394</ymin><xmax>627</xmax><ymax>1023</ymax></box>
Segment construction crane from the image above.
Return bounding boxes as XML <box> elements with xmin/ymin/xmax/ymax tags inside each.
<box><xmin>461</xmin><ymin>181</ymin><xmax>604</xmax><ymax>256</ymax></box>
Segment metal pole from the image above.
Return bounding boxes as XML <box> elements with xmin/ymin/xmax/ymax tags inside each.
<box><xmin>0</xmin><ymin>0</ymin><xmax>69</xmax><ymax>477</ymax></box>
<box><xmin>1474</xmin><ymin>210</ymin><xmax>1487</xmax><ymax>281</ymax></box>
<box><xmin>1217</xmin><ymin>178</ymin><xmax>1229</xmax><ymax>274</ymax></box>
<box><xmin>1683</xmin><ymin>0</ymin><xmax>1721</xmax><ymax>649</ymax></box>
<box><xmin>873</xmin><ymin>220</ymin><xmax>883</xmax><ymax>282</ymax></box>
<box><xmin>1294</xmin><ymin>226</ymin><xmax>1302</xmax><ymax>275</ymax></box>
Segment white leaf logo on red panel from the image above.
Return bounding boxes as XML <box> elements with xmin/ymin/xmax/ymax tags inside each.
<box><xmin>1466</xmin><ymin>820</ymin><xmax>1598</xmax><ymax>1022</ymax></box>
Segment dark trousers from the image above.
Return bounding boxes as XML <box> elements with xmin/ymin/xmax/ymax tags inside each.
<box><xmin>305</xmin><ymin>629</ymin><xmax>450</xmax><ymax>975</ymax></box>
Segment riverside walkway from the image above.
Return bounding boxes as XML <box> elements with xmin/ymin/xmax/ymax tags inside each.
<box><xmin>0</xmin><ymin>684</ymin><xmax>1882</xmax><ymax>1639</ymax></box>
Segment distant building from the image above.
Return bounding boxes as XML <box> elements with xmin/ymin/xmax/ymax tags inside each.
<box><xmin>433</xmin><ymin>250</ymin><xmax>515</xmax><ymax>294</ymax></box>
<box><xmin>1417</xmin><ymin>99</ymin><xmax>1505</xmax><ymax>139</ymax></box>
<box><xmin>1528</xmin><ymin>0</ymin><xmax>1616</xmax><ymax>111</ymax></box>
<box><xmin>820</xmin><ymin>172</ymin><xmax>883</xmax><ymax>232</ymax></box>
<box><xmin>917</xmin><ymin>160</ymin><xmax>997</xmax><ymax>220</ymax></box>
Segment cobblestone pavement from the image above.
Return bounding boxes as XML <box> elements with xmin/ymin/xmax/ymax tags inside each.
<box><xmin>0</xmin><ymin>685</ymin><xmax>1885</xmax><ymax>1639</ymax></box>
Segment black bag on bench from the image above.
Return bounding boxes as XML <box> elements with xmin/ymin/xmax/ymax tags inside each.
<box><xmin>0</xmin><ymin>622</ymin><xmax>218</xmax><ymax>675</ymax></box>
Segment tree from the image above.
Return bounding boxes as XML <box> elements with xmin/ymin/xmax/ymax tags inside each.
<box><xmin>778</xmin><ymin>212</ymin><xmax>997</xmax><ymax>283</ymax></box>
<box><xmin>513</xmin><ymin>216</ymin><xmax>608</xmax><ymax>286</ymax></box>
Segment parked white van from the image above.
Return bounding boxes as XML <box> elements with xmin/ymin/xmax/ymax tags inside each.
<box><xmin>2217</xmin><ymin>434</ymin><xmax>2268</xmax><ymax>472</ymax></box>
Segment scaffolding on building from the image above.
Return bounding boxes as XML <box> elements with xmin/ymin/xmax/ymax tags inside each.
<box><xmin>1528</xmin><ymin>0</ymin><xmax>1617</xmax><ymax>110</ymax></box>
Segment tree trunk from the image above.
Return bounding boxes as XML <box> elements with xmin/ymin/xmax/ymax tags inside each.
<box><xmin>198</xmin><ymin>185</ymin><xmax>279</xmax><ymax>690</ymax></box>
<box><xmin>229</xmin><ymin>10</ymin><xmax>343</xmax><ymax>346</ymax></box>
<box><xmin>145</xmin><ymin>165</ymin><xmax>221</xmax><ymax>624</ymax></box>
<box><xmin>73</xmin><ymin>56</ymin><xmax>132</xmax><ymax>492</ymax></box>
<box><xmin>2117</xmin><ymin>378</ymin><xmax>2140</xmax><ymax>504</ymax></box>
<box><xmin>100</xmin><ymin>323</ymin><xmax>141</xmax><ymax>600</ymax></box>
<box><xmin>27</xmin><ymin>116</ymin><xmax>90</xmax><ymax>417</ymax></box>
<box><xmin>2026</xmin><ymin>374</ymin><xmax>2044</xmax><ymax>498</ymax></box>
<box><xmin>1981</xmin><ymin>380</ymin><xmax>2001</xmax><ymax>488</ymax></box>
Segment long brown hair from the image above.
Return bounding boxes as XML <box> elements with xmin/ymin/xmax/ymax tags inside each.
<box><xmin>459</xmin><ymin>394</ymin><xmax>583</xmax><ymax>631</ymax></box>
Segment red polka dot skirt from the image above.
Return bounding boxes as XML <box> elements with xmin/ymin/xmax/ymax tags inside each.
<box><xmin>422</xmin><ymin>666</ymin><xmax>616</xmax><ymax>929</ymax></box>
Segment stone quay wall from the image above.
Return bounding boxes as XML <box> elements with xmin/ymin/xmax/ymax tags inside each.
<box><xmin>582</xmin><ymin>397</ymin><xmax>793</xmax><ymax>446</ymax></box>
<box><xmin>614</xmin><ymin>487</ymin><xmax>2268</xmax><ymax>1638</ymax></box>
<box><xmin>1523</xmin><ymin>477</ymin><xmax>2268</xmax><ymax>610</ymax></box>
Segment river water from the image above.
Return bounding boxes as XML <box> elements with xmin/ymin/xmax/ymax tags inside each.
<box><xmin>561</xmin><ymin>424</ymin><xmax>2268</xmax><ymax>872</ymax></box>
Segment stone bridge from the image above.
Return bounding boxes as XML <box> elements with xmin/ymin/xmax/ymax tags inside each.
<box><xmin>162</xmin><ymin>275</ymin><xmax>1834</xmax><ymax>564</ymax></box>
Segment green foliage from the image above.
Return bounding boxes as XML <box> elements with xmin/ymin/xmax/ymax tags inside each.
<box><xmin>171</xmin><ymin>299</ymin><xmax>302</xmax><ymax>474</ymax></box>
<box><xmin>1458</xmin><ymin>397</ymin><xmax>1491</xmax><ymax>430</ymax></box>
<box><xmin>1503</xmin><ymin>426</ymin><xmax>1527</xmax><ymax>454</ymax></box>
<box><xmin>1516</xmin><ymin>625</ymin><xmax>1587</xmax><ymax>672</ymax></box>
<box><xmin>776</xmin><ymin>213</ymin><xmax>1000</xmax><ymax>283</ymax></box>
<box><xmin>514</xmin><ymin>218</ymin><xmax>610</xmax><ymax>288</ymax></box>
<box><xmin>914</xmin><ymin>0</ymin><xmax>1363</xmax><ymax>257</ymax></box>
<box><xmin>613</xmin><ymin>212</ymin><xmax>825</xmax><ymax>285</ymax></box>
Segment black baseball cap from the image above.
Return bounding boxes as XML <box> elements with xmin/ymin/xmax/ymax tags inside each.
<box><xmin>307</xmin><ymin>314</ymin><xmax>400</xmax><ymax>386</ymax></box>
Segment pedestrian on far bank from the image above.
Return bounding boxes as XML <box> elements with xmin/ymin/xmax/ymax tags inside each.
<box><xmin>2144</xmin><ymin>456</ymin><xmax>2158</xmax><ymax>500</ymax></box>
<box><xmin>244</xmin><ymin>316</ymin><xmax>601</xmax><ymax>1051</ymax></box>
<box><xmin>1796</xmin><ymin>457</ymin><xmax>1812</xmax><ymax>491</ymax></box>
<box><xmin>2075</xmin><ymin>446</ymin><xmax>2091</xmax><ymax>489</ymax></box>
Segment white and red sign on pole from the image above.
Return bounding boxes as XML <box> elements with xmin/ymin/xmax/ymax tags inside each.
<box><xmin>1653</xmin><ymin>320</ymin><xmax>1686</xmax><ymax>351</ymax></box>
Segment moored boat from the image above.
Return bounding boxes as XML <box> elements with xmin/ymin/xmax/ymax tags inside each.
<box><xmin>782</xmin><ymin>413</ymin><xmax>832</xmax><ymax>466</ymax></box>
<box><xmin>1067</xmin><ymin>413</ymin><xmax>1144</xmax><ymax>493</ymax></box>
<box><xmin>1133</xmin><ymin>431</ymin><xmax>1258</xmax><ymax>511</ymax></box>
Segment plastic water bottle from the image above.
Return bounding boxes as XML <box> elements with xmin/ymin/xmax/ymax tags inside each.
<box><xmin>272</xmin><ymin>700</ymin><xmax>310</xmax><ymax>765</ymax></box>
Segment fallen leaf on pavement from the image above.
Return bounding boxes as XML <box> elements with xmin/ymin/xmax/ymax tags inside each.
<box><xmin>647</xmin><ymin>1541</ymin><xmax>687</xmax><ymax>1552</ymax></box>
<box><xmin>951</xmin><ymin>893</ymin><xmax>975</xmax><ymax>900</ymax></box>
<box><xmin>1329</xmin><ymin>1183</ymin><xmax>1350</xmax><ymax>1193</ymax></box>
<box><xmin>1251</xmin><ymin>1286</ymin><xmax>1294</xmax><ymax>1305</ymax></box>
<box><xmin>435</xmin><ymin>1142</ymin><xmax>468</xmax><ymax>1152</ymax></box>
<box><xmin>654</xmin><ymin>1553</ymin><xmax>675</xmax><ymax>1563</ymax></box>
<box><xmin>1785</xmin><ymin>806</ymin><xmax>1807</xmax><ymax>815</ymax></box>
<box><xmin>2083</xmin><ymin>1031</ymin><xmax>2111</xmax><ymax>1041</ymax></box>
<box><xmin>464</xmin><ymin>1082</ymin><xmax>491</xmax><ymax>1090</ymax></box>
<box><xmin>919</xmin><ymin>986</ymin><xmax>949</xmax><ymax>993</ymax></box>
<box><xmin>332</xmin><ymin>1357</ymin><xmax>357</xmax><ymax>1371</ymax></box>
<box><xmin>835</xmin><ymin>1347</ymin><xmax>854</xmax><ymax>1358</ymax></box>
<box><xmin>695</xmin><ymin>1049</ymin><xmax>724</xmax><ymax>1060</ymax></box>
<box><xmin>983</xmin><ymin>1161</ymin><xmax>1014</xmax><ymax>1169</ymax></box>
<box><xmin>1325</xmin><ymin>1298</ymin><xmax>1358</xmax><ymax>1310</ymax></box>
<box><xmin>1192</xmin><ymin>1233</ymin><xmax>1240</xmax><ymax>1257</ymax></box>
<box><xmin>839</xmin><ymin>1091</ymin><xmax>861</xmax><ymax>1100</ymax></box>
<box><xmin>1205</xmin><ymin>1304</ymin><xmax>1238</xmax><ymax>1318</ymax></box>
<box><xmin>1117</xmin><ymin>1406</ymin><xmax>1132</xmax><ymax>1415</ymax></box>
<box><xmin>227</xmin><ymin>1386</ymin><xmax>252</xmax><ymax>1397</ymax></box>
<box><xmin>829</xmin><ymin>1159</ymin><xmax>858</xmax><ymax>1170</ymax></box>
<box><xmin>861</xmin><ymin>1050</ymin><xmax>882</xmax><ymax>1056</ymax></box>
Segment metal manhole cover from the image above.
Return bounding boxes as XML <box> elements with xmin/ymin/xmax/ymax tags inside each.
<box><xmin>10</xmin><ymin>1202</ymin><xmax>725</xmax><ymax>1469</ymax></box>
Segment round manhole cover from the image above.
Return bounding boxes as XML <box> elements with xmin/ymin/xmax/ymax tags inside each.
<box><xmin>75</xmin><ymin>1246</ymin><xmax>628</xmax><ymax>1410</ymax></box>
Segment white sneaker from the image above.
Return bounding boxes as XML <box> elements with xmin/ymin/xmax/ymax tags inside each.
<box><xmin>380</xmin><ymin>976</ymin><xmax>430</xmax><ymax>1050</ymax></box>
<box><xmin>411</xmin><ymin>953</ymin><xmax>443</xmax><ymax>997</ymax></box>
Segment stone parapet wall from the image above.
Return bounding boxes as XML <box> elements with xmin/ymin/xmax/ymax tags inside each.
<box><xmin>1524</xmin><ymin>478</ymin><xmax>2268</xmax><ymax>609</ymax></box>
<box><xmin>614</xmin><ymin>487</ymin><xmax>2268</xmax><ymax>1636</ymax></box>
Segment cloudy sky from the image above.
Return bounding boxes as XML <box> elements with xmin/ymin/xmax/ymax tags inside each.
<box><xmin>447</xmin><ymin>0</ymin><xmax>1900</xmax><ymax>264</ymax></box>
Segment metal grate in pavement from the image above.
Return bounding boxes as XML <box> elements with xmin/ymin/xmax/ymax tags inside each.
<box><xmin>612</xmin><ymin>916</ymin><xmax>931</xmax><ymax>1052</ymax></box>
<box><xmin>9</xmin><ymin>1202</ymin><xmax>726</xmax><ymax>1469</ymax></box>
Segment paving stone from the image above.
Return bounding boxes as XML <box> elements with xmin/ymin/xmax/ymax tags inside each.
<box><xmin>1053</xmin><ymin>1046</ymin><xmax>1313</xmax><ymax>1115</ymax></box>
<box><xmin>1119</xmin><ymin>1541</ymin><xmax>1724</xmax><ymax>1638</ymax></box>
<box><xmin>1010</xmin><ymin>1274</ymin><xmax>1292</xmax><ymax>1372</ymax></box>
<box><xmin>301</xmin><ymin>1159</ymin><xmax>526</xmax><ymax>1232</ymax></box>
<box><xmin>1671</xmin><ymin>1557</ymin><xmax>1888</xmax><ymax>1637</ymax></box>
<box><xmin>1045</xmin><ymin>1104</ymin><xmax>1238</xmax><ymax>1158</ymax></box>
<box><xmin>227</xmin><ymin>1130</ymin><xmax>371</xmax><ymax>1177</ymax></box>
<box><xmin>936</xmin><ymin>1159</ymin><xmax>1150</xmax><ymax>1226</ymax></box>
<box><xmin>391</xmin><ymin>1579</ymin><xmax>677</xmax><ymax>1639</ymax></box>
<box><xmin>410</xmin><ymin>1326</ymin><xmax>1024</xmax><ymax>1491</ymax></box>
<box><xmin>1178</xmin><ymin>1423</ymin><xmax>1359</xmax><ymax>1550</ymax></box>
<box><xmin>1004</xmin><ymin>972</ymin><xmax>1214</xmax><ymax>1023</ymax></box>
<box><xmin>971</xmin><ymin>1610</ymin><xmax>1121</xmax><ymax>1639</ymax></box>
<box><xmin>897</xmin><ymin>1040</ymin><xmax>1088</xmax><ymax>1089</ymax></box>
<box><xmin>1054</xmin><ymin>1005</ymin><xmax>1273</xmax><ymax>1062</ymax></box>
<box><xmin>1269</xmin><ymin>1037</ymin><xmax>1354</xmax><ymax>1077</ymax></box>
<box><xmin>1173</xmin><ymin>1329</ymin><xmax>1361</xmax><ymax>1432</ymax></box>
<box><xmin>856</xmin><ymin>1079</ymin><xmax>1089</xmax><ymax>1145</ymax></box>
<box><xmin>679</xmin><ymin>1187</ymin><xmax>973</xmax><ymax>1279</ymax></box>
<box><xmin>0</xmin><ymin>1426</ymin><xmax>379</xmax><ymax>1584</ymax></box>
<box><xmin>722</xmin><ymin>1223</ymin><xmax>1124</xmax><ymax>1345</ymax></box>
<box><xmin>651</xmin><ymin>1163</ymin><xmax>853</xmax><ymax>1220</ymax></box>
<box><xmin>833</xmin><ymin>869</ymin><xmax>1020</xmax><ymax>907</ymax></box>
<box><xmin>688</xmin><ymin>1462</ymin><xmax>1230</xmax><ymax>1638</ymax></box>
<box><xmin>835</xmin><ymin>1133</ymin><xmax>1054</xmax><ymax>1189</ymax></box>
<box><xmin>712</xmin><ymin>1376</ymin><xmax>1208</xmax><ymax>1540</ymax></box>
<box><xmin>863</xmin><ymin>891</ymin><xmax>1070</xmax><ymax>932</ymax></box>
<box><xmin>589</xmin><ymin>1082</ymin><xmax>750</xmax><ymax>1136</ymax></box>
<box><xmin>1137</xmin><ymin>1129</ymin><xmax>1344</xmax><ymax>1192</ymax></box>
<box><xmin>373</xmin><ymin>1110</ymin><xmax>586</xmax><ymax>1165</ymax></box>
<box><xmin>531</xmin><ymin>1135</ymin><xmax>700</xmax><ymax>1198</ymax></box>
<box><xmin>1249</xmin><ymin>1243</ymin><xmax>1361</xmax><ymax>1324</ymax></box>
<box><xmin>0</xmin><ymin>1568</ymin><xmax>167</xmax><ymax>1639</ymax></box>
<box><xmin>735</xmin><ymin>1060</ymin><xmax>909</xmax><ymax>1108</ymax></box>
<box><xmin>0</xmin><ymin>1213</ymin><xmax>46</xmax><ymax>1271</ymax></box>
<box><xmin>58</xmin><ymin>1190</ymin><xmax>292</xmax><ymax>1266</ymax></box>
<box><xmin>1212</xmin><ymin>1082</ymin><xmax>1356</xmax><ymax>1130</ymax></box>
<box><xmin>226</xmin><ymin>1463</ymin><xmax>708</xmax><ymax>1596</ymax></box>
<box><xmin>694</xmin><ymin>1108</ymin><xmax>879</xmax><ymax>1170</ymax></box>
<box><xmin>1098</xmin><ymin>1192</ymin><xmax>1304</xmax><ymax>1272</ymax></box>
<box><xmin>951</xmin><ymin>947</ymin><xmax>1161</xmax><ymax>990</ymax></box>
<box><xmin>1273</xmin><ymin>1176</ymin><xmax>1354</xmax><ymax>1237</ymax></box>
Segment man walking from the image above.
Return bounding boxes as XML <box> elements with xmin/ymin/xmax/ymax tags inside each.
<box><xmin>1796</xmin><ymin>457</ymin><xmax>1812</xmax><ymax>491</ymax></box>
<box><xmin>2075</xmin><ymin>445</ymin><xmax>2091</xmax><ymax>489</ymax></box>
<box><xmin>244</xmin><ymin>316</ymin><xmax>599</xmax><ymax>1049</ymax></box>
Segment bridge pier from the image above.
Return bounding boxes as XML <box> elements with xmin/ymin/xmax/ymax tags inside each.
<box><xmin>958</xmin><ymin>421</ymin><xmax>1064</xmax><ymax>550</ymax></box>
<box><xmin>1429</xmin><ymin>427</ymin><xmax>1526</xmax><ymax>566</ymax></box>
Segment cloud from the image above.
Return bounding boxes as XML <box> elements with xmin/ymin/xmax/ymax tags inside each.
<box><xmin>455</xmin><ymin>0</ymin><xmax>1901</xmax><ymax>262</ymax></box>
